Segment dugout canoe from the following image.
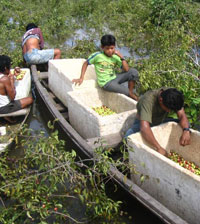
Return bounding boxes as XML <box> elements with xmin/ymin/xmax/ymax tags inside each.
<box><xmin>0</xmin><ymin>68</ymin><xmax>32</xmax><ymax>152</ymax></box>
<box><xmin>31</xmin><ymin>63</ymin><xmax>188</xmax><ymax>224</ymax></box>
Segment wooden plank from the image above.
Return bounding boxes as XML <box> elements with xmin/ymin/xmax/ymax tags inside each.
<box><xmin>38</xmin><ymin>72</ymin><xmax>48</xmax><ymax>79</ymax></box>
<box><xmin>54</xmin><ymin>103</ymin><xmax>66</xmax><ymax>112</ymax></box>
<box><xmin>41</xmin><ymin>79</ymin><xmax>49</xmax><ymax>90</ymax></box>
<box><xmin>48</xmin><ymin>91</ymin><xmax>56</xmax><ymax>100</ymax></box>
<box><xmin>61</xmin><ymin>112</ymin><xmax>69</xmax><ymax>120</ymax></box>
<box><xmin>0</xmin><ymin>108</ymin><xmax>30</xmax><ymax>117</ymax></box>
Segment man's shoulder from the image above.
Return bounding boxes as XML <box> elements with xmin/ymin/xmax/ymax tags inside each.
<box><xmin>87</xmin><ymin>52</ymin><xmax>104</xmax><ymax>65</ymax></box>
<box><xmin>138</xmin><ymin>89</ymin><xmax>159</xmax><ymax>106</ymax></box>
<box><xmin>88</xmin><ymin>51</ymin><xmax>102</xmax><ymax>59</ymax></box>
<box><xmin>22</xmin><ymin>28</ymin><xmax>40</xmax><ymax>39</ymax></box>
<box><xmin>0</xmin><ymin>74</ymin><xmax>8</xmax><ymax>81</ymax></box>
<box><xmin>0</xmin><ymin>75</ymin><xmax>9</xmax><ymax>86</ymax></box>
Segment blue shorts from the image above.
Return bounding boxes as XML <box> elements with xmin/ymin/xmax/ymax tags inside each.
<box><xmin>24</xmin><ymin>48</ymin><xmax>54</xmax><ymax>65</ymax></box>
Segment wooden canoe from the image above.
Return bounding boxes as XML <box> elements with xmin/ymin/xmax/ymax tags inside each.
<box><xmin>31</xmin><ymin>64</ymin><xmax>188</xmax><ymax>224</ymax></box>
<box><xmin>0</xmin><ymin>68</ymin><xmax>32</xmax><ymax>152</ymax></box>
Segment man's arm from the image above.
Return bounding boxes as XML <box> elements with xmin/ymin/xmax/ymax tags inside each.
<box><xmin>72</xmin><ymin>60</ymin><xmax>89</xmax><ymax>86</ymax></box>
<box><xmin>177</xmin><ymin>108</ymin><xmax>191</xmax><ymax>146</ymax></box>
<box><xmin>36</xmin><ymin>28</ymin><xmax>44</xmax><ymax>49</ymax></box>
<box><xmin>140</xmin><ymin>120</ymin><xmax>167</xmax><ymax>156</ymax></box>
<box><xmin>3</xmin><ymin>76</ymin><xmax>16</xmax><ymax>100</ymax></box>
<box><xmin>114</xmin><ymin>50</ymin><xmax>129</xmax><ymax>71</ymax></box>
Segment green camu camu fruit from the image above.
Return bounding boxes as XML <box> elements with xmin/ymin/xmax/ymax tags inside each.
<box><xmin>16</xmin><ymin>71</ymin><xmax>26</xmax><ymax>80</ymax></box>
<box><xmin>92</xmin><ymin>105</ymin><xmax>116</xmax><ymax>116</ymax></box>
<box><xmin>169</xmin><ymin>151</ymin><xmax>200</xmax><ymax>175</ymax></box>
<box><xmin>11</xmin><ymin>69</ymin><xmax>26</xmax><ymax>80</ymax></box>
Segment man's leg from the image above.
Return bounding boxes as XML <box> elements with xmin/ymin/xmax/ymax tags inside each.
<box><xmin>124</xmin><ymin>119</ymin><xmax>141</xmax><ymax>138</ymax></box>
<box><xmin>102</xmin><ymin>69</ymin><xmax>138</xmax><ymax>95</ymax></box>
<box><xmin>0</xmin><ymin>99</ymin><xmax>32</xmax><ymax>123</ymax></box>
<box><xmin>24</xmin><ymin>49</ymin><xmax>54</xmax><ymax>65</ymax></box>
<box><xmin>19</xmin><ymin>96</ymin><xmax>33</xmax><ymax>108</ymax></box>
<box><xmin>103</xmin><ymin>68</ymin><xmax>139</xmax><ymax>100</ymax></box>
<box><xmin>54</xmin><ymin>49</ymin><xmax>61</xmax><ymax>59</ymax></box>
<box><xmin>128</xmin><ymin>80</ymin><xmax>138</xmax><ymax>101</ymax></box>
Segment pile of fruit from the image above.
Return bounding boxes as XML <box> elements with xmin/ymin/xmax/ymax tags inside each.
<box><xmin>15</xmin><ymin>70</ymin><xmax>26</xmax><ymax>80</ymax></box>
<box><xmin>169</xmin><ymin>151</ymin><xmax>200</xmax><ymax>175</ymax></box>
<box><xmin>11</xmin><ymin>67</ymin><xmax>26</xmax><ymax>80</ymax></box>
<box><xmin>92</xmin><ymin>105</ymin><xmax>116</xmax><ymax>116</ymax></box>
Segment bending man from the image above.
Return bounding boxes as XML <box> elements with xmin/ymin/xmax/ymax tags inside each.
<box><xmin>125</xmin><ymin>87</ymin><xmax>191</xmax><ymax>156</ymax></box>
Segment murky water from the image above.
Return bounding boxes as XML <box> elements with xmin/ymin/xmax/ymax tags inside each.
<box><xmin>26</xmin><ymin>99</ymin><xmax>164</xmax><ymax>224</ymax></box>
<box><xmin>64</xmin><ymin>27</ymin><xmax>149</xmax><ymax>61</ymax></box>
<box><xmin>8</xmin><ymin>26</ymin><xmax>164</xmax><ymax>223</ymax></box>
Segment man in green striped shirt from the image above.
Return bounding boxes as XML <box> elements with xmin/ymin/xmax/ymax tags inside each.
<box><xmin>72</xmin><ymin>34</ymin><xmax>139</xmax><ymax>101</ymax></box>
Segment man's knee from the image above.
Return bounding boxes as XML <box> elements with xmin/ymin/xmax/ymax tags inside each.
<box><xmin>20</xmin><ymin>97</ymin><xmax>33</xmax><ymax>108</ymax></box>
<box><xmin>129</xmin><ymin>68</ymin><xmax>139</xmax><ymax>81</ymax></box>
<box><xmin>54</xmin><ymin>49</ymin><xmax>61</xmax><ymax>58</ymax></box>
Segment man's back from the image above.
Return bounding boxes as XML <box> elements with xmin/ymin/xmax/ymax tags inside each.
<box><xmin>137</xmin><ymin>87</ymin><xmax>169</xmax><ymax>125</ymax></box>
<box><xmin>22</xmin><ymin>27</ymin><xmax>44</xmax><ymax>55</ymax></box>
<box><xmin>22</xmin><ymin>38</ymin><xmax>40</xmax><ymax>55</ymax></box>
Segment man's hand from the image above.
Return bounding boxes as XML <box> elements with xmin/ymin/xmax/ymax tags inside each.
<box><xmin>14</xmin><ymin>67</ymin><xmax>20</xmax><ymax>76</ymax></box>
<box><xmin>140</xmin><ymin>120</ymin><xmax>168</xmax><ymax>157</ymax></box>
<box><xmin>157</xmin><ymin>146</ymin><xmax>168</xmax><ymax>157</ymax></box>
<box><xmin>114</xmin><ymin>50</ymin><xmax>123</xmax><ymax>59</ymax></box>
<box><xmin>180</xmin><ymin>131</ymin><xmax>191</xmax><ymax>146</ymax></box>
<box><xmin>72</xmin><ymin>78</ymin><xmax>83</xmax><ymax>86</ymax></box>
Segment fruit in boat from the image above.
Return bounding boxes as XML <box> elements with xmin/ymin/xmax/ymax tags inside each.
<box><xmin>92</xmin><ymin>105</ymin><xmax>116</xmax><ymax>116</ymax></box>
<box><xmin>169</xmin><ymin>151</ymin><xmax>200</xmax><ymax>175</ymax></box>
<box><xmin>16</xmin><ymin>70</ymin><xmax>26</xmax><ymax>80</ymax></box>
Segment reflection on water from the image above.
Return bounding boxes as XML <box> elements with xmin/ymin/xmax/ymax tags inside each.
<box><xmin>29</xmin><ymin>102</ymin><xmax>49</xmax><ymax>136</ymax></box>
<box><xmin>64</xmin><ymin>28</ymin><xmax>149</xmax><ymax>60</ymax></box>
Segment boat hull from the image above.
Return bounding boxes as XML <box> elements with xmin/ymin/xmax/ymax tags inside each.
<box><xmin>31</xmin><ymin>64</ymin><xmax>188</xmax><ymax>224</ymax></box>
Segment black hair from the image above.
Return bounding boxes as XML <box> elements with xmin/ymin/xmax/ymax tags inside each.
<box><xmin>101</xmin><ymin>34</ymin><xmax>116</xmax><ymax>47</ymax></box>
<box><xmin>161</xmin><ymin>88</ymin><xmax>184</xmax><ymax>111</ymax></box>
<box><xmin>26</xmin><ymin>23</ymin><xmax>38</xmax><ymax>31</ymax></box>
<box><xmin>0</xmin><ymin>55</ymin><xmax>11</xmax><ymax>73</ymax></box>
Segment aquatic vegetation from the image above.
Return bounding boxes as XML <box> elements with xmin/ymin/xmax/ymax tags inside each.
<box><xmin>0</xmin><ymin>0</ymin><xmax>199</xmax><ymax>126</ymax></box>
<box><xmin>0</xmin><ymin>123</ymin><xmax>131</xmax><ymax>223</ymax></box>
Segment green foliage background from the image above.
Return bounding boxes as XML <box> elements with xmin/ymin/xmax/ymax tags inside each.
<box><xmin>1</xmin><ymin>0</ymin><xmax>200</xmax><ymax>123</ymax></box>
<box><xmin>1</xmin><ymin>0</ymin><xmax>200</xmax><ymax>222</ymax></box>
<box><xmin>1</xmin><ymin>0</ymin><xmax>200</xmax><ymax>125</ymax></box>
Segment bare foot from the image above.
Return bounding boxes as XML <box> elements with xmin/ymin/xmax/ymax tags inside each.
<box><xmin>4</xmin><ymin>116</ymin><xmax>16</xmax><ymax>124</ymax></box>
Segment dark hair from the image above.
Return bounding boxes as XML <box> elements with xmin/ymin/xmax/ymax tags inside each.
<box><xmin>101</xmin><ymin>34</ymin><xmax>116</xmax><ymax>47</ymax></box>
<box><xmin>26</xmin><ymin>23</ymin><xmax>38</xmax><ymax>31</ymax></box>
<box><xmin>161</xmin><ymin>88</ymin><xmax>184</xmax><ymax>111</ymax></box>
<box><xmin>0</xmin><ymin>55</ymin><xmax>11</xmax><ymax>73</ymax></box>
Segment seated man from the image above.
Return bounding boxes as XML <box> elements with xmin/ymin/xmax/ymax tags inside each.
<box><xmin>22</xmin><ymin>23</ymin><xmax>61</xmax><ymax>65</ymax></box>
<box><xmin>72</xmin><ymin>34</ymin><xmax>139</xmax><ymax>101</ymax></box>
<box><xmin>0</xmin><ymin>55</ymin><xmax>33</xmax><ymax>121</ymax></box>
<box><xmin>125</xmin><ymin>87</ymin><xmax>191</xmax><ymax>156</ymax></box>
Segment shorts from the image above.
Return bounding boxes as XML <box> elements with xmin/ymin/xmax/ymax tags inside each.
<box><xmin>0</xmin><ymin>100</ymin><xmax>22</xmax><ymax>114</ymax></box>
<box><xmin>24</xmin><ymin>48</ymin><xmax>54</xmax><ymax>65</ymax></box>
